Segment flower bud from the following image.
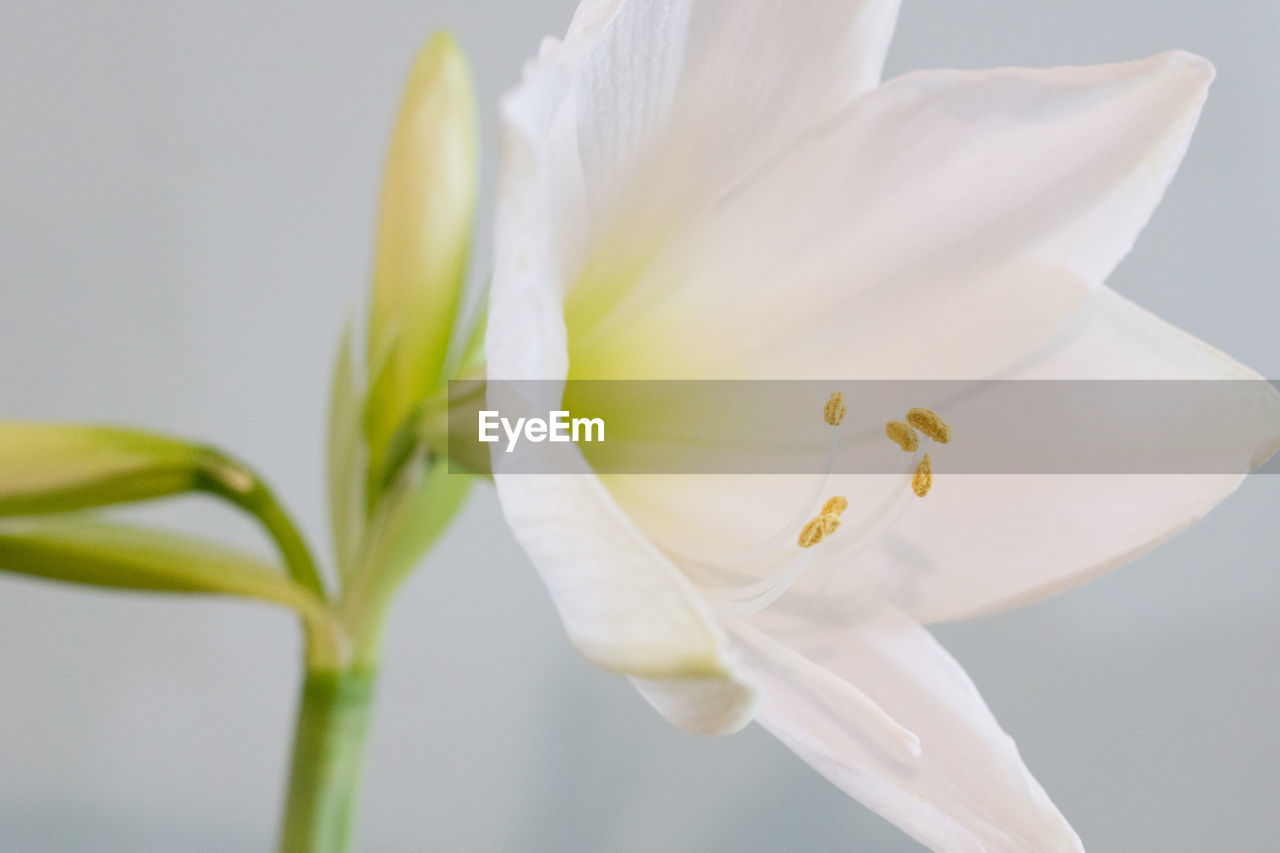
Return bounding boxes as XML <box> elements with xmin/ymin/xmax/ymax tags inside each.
<box><xmin>365</xmin><ymin>32</ymin><xmax>479</xmax><ymax>472</ymax></box>
<box><xmin>0</xmin><ymin>422</ymin><xmax>233</xmax><ymax>515</ymax></box>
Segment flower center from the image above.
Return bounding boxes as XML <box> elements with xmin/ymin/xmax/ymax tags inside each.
<box><xmin>684</xmin><ymin>395</ymin><xmax>952</xmax><ymax>616</ymax></box>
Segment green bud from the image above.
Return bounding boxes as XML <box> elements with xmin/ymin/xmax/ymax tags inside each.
<box><xmin>364</xmin><ymin>32</ymin><xmax>479</xmax><ymax>476</ymax></box>
<box><xmin>0</xmin><ymin>422</ymin><xmax>328</xmax><ymax>599</ymax></box>
<box><xmin>0</xmin><ymin>517</ymin><xmax>343</xmax><ymax>669</ymax></box>
<box><xmin>0</xmin><ymin>422</ymin><xmax>242</xmax><ymax>515</ymax></box>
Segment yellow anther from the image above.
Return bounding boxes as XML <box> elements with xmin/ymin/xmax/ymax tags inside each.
<box><xmin>912</xmin><ymin>453</ymin><xmax>933</xmax><ymax>498</ymax></box>
<box><xmin>798</xmin><ymin>517</ymin><xmax>826</xmax><ymax>547</ymax></box>
<box><xmin>823</xmin><ymin>392</ymin><xmax>846</xmax><ymax>427</ymax></box>
<box><xmin>798</xmin><ymin>512</ymin><xmax>841</xmax><ymax>548</ymax></box>
<box><xmin>885</xmin><ymin>421</ymin><xmax>919</xmax><ymax>452</ymax></box>
<box><xmin>821</xmin><ymin>495</ymin><xmax>848</xmax><ymax>517</ymax></box>
<box><xmin>906</xmin><ymin>408</ymin><xmax>951</xmax><ymax>444</ymax></box>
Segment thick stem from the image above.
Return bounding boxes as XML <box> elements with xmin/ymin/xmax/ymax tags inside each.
<box><xmin>279</xmin><ymin>668</ymin><xmax>377</xmax><ymax>853</ymax></box>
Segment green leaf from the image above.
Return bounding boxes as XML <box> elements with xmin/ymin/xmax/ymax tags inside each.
<box><xmin>0</xmin><ymin>516</ymin><xmax>343</xmax><ymax>668</ymax></box>
<box><xmin>341</xmin><ymin>453</ymin><xmax>473</xmax><ymax>667</ymax></box>
<box><xmin>358</xmin><ymin>453</ymin><xmax>473</xmax><ymax>595</ymax></box>
<box><xmin>376</xmin><ymin>454</ymin><xmax>473</xmax><ymax>589</ymax></box>
<box><xmin>0</xmin><ymin>422</ymin><xmax>228</xmax><ymax>515</ymax></box>
<box><xmin>327</xmin><ymin>324</ymin><xmax>367</xmax><ymax>580</ymax></box>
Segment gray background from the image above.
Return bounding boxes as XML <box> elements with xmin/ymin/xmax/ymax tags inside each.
<box><xmin>1</xmin><ymin>1</ymin><xmax>1277</xmax><ymax>850</ymax></box>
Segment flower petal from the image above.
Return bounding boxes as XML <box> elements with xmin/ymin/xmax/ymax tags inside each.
<box><xmin>493</xmin><ymin>461</ymin><xmax>741</xmax><ymax>680</ymax></box>
<box><xmin>845</xmin><ymin>286</ymin><xmax>1280</xmax><ymax>624</ymax></box>
<box><xmin>567</xmin><ymin>52</ymin><xmax>1214</xmax><ymax>380</ymax></box>
<box><xmin>562</xmin><ymin>0</ymin><xmax>902</xmax><ymax>256</ymax></box>
<box><xmin>488</xmin><ymin>0</ymin><xmax>905</xmax><ymax>673</ymax></box>
<box><xmin>629</xmin><ymin>670</ymin><xmax>758</xmax><ymax>736</ymax></box>
<box><xmin>489</xmin><ymin>0</ymin><xmax>904</xmax><ymax>383</ymax></box>
<box><xmin>740</xmin><ymin>604</ymin><xmax>1083</xmax><ymax>852</ymax></box>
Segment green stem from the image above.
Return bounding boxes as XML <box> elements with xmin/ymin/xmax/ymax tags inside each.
<box><xmin>249</xmin><ymin>482</ymin><xmax>328</xmax><ymax>600</ymax></box>
<box><xmin>197</xmin><ymin>451</ymin><xmax>329</xmax><ymax>601</ymax></box>
<box><xmin>279</xmin><ymin>668</ymin><xmax>378</xmax><ymax>853</ymax></box>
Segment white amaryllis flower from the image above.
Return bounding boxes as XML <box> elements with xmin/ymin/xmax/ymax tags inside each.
<box><xmin>484</xmin><ymin>1</ymin><xmax>1280</xmax><ymax>850</ymax></box>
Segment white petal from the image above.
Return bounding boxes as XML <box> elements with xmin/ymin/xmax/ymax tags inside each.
<box><xmin>733</xmin><ymin>620</ymin><xmax>924</xmax><ymax>758</ymax></box>
<box><xmin>562</xmin><ymin>0</ymin><xmax>626</xmax><ymax>50</ymax></box>
<box><xmin>630</xmin><ymin>670</ymin><xmax>758</xmax><ymax>736</ymax></box>
<box><xmin>843</xmin><ymin>286</ymin><xmax>1280</xmax><ymax>624</ymax></box>
<box><xmin>487</xmin><ymin>0</ymin><xmax>904</xmax><ymax>677</ymax></box>
<box><xmin>568</xmin><ymin>52</ymin><xmax>1214</xmax><ymax>379</ymax></box>
<box><xmin>741</xmin><ymin>605</ymin><xmax>1083</xmax><ymax>853</ymax></box>
<box><xmin>489</xmin><ymin>0</ymin><xmax>902</xmax><ymax>382</ymax></box>
<box><xmin>564</xmin><ymin>0</ymin><xmax>902</xmax><ymax>256</ymax></box>
<box><xmin>494</xmin><ymin>461</ymin><xmax>740</xmax><ymax>679</ymax></box>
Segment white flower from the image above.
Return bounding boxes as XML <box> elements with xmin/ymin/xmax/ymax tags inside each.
<box><xmin>484</xmin><ymin>1</ymin><xmax>1280</xmax><ymax>850</ymax></box>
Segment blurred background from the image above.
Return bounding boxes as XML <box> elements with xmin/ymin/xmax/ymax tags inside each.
<box><xmin>1</xmin><ymin>1</ymin><xmax>1278</xmax><ymax>850</ymax></box>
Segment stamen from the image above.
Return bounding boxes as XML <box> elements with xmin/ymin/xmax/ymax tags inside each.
<box><xmin>679</xmin><ymin>411</ymin><xmax>845</xmax><ymax>573</ymax></box>
<box><xmin>823</xmin><ymin>391</ymin><xmax>846</xmax><ymax>426</ymax></box>
<box><xmin>797</xmin><ymin>517</ymin><xmax>826</xmax><ymax>548</ymax></box>
<box><xmin>906</xmin><ymin>407</ymin><xmax>951</xmax><ymax>444</ymax></box>
<box><xmin>797</xmin><ymin>512</ymin><xmax>841</xmax><ymax>548</ymax></box>
<box><xmin>706</xmin><ymin>462</ymin><xmax>918</xmax><ymax>616</ymax></box>
<box><xmin>821</xmin><ymin>495</ymin><xmax>848</xmax><ymax>516</ymax></box>
<box><xmin>885</xmin><ymin>420</ymin><xmax>919</xmax><ymax>452</ymax></box>
<box><xmin>684</xmin><ymin>398</ymin><xmax>941</xmax><ymax>615</ymax></box>
<box><xmin>912</xmin><ymin>453</ymin><xmax>933</xmax><ymax>498</ymax></box>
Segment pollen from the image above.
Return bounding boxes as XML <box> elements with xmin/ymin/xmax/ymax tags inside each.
<box><xmin>912</xmin><ymin>453</ymin><xmax>933</xmax><ymax>498</ymax></box>
<box><xmin>798</xmin><ymin>516</ymin><xmax>826</xmax><ymax>547</ymax></box>
<box><xmin>906</xmin><ymin>408</ymin><xmax>951</xmax><ymax>444</ymax></box>
<box><xmin>823</xmin><ymin>392</ymin><xmax>846</xmax><ymax>427</ymax></box>
<box><xmin>885</xmin><ymin>420</ymin><xmax>919</xmax><ymax>452</ymax></box>
<box><xmin>798</xmin><ymin>510</ymin><xmax>842</xmax><ymax>548</ymax></box>
<box><xmin>821</xmin><ymin>495</ymin><xmax>848</xmax><ymax>517</ymax></box>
